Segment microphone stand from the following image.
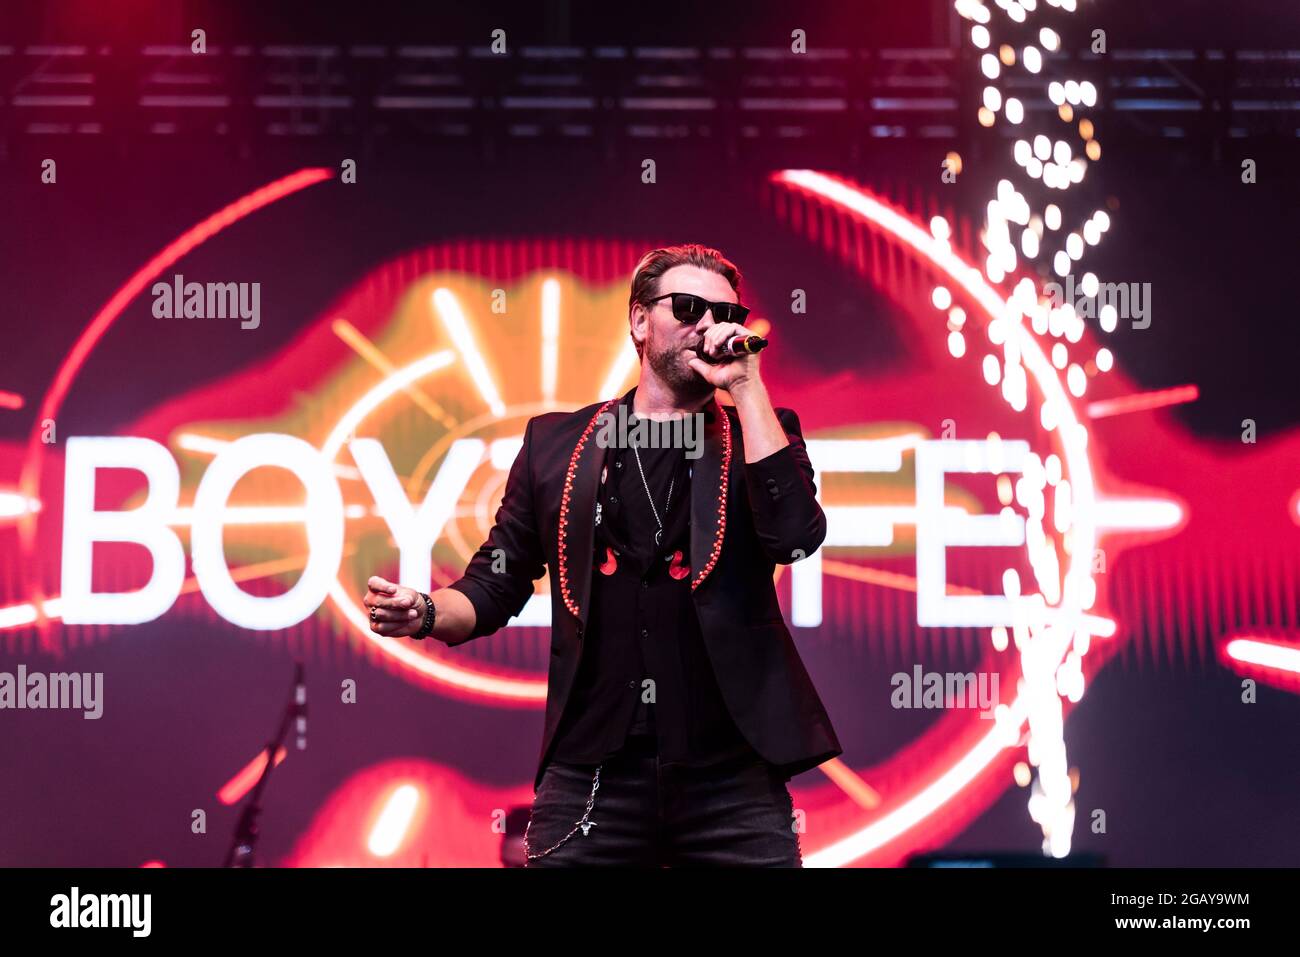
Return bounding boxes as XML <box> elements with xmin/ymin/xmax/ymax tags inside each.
<box><xmin>223</xmin><ymin>662</ymin><xmax>306</xmax><ymax>867</ymax></box>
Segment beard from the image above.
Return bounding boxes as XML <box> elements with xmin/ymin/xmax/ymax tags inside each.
<box><xmin>645</xmin><ymin>330</ymin><xmax>714</xmax><ymax>403</ymax></box>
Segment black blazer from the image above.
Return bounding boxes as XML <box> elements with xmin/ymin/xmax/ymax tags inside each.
<box><xmin>446</xmin><ymin>386</ymin><xmax>843</xmax><ymax>790</ymax></box>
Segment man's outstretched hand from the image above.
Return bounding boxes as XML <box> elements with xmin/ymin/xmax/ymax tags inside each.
<box><xmin>363</xmin><ymin>575</ymin><xmax>426</xmax><ymax>637</ymax></box>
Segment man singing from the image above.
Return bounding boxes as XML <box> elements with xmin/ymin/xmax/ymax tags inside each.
<box><xmin>363</xmin><ymin>244</ymin><xmax>841</xmax><ymax>866</ymax></box>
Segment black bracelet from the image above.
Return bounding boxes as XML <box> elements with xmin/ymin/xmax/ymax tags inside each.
<box><xmin>413</xmin><ymin>591</ymin><xmax>436</xmax><ymax>639</ymax></box>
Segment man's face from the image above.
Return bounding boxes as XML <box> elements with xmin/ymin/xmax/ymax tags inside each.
<box><xmin>633</xmin><ymin>264</ymin><xmax>738</xmax><ymax>400</ymax></box>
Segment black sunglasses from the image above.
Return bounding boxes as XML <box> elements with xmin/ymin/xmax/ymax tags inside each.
<box><xmin>647</xmin><ymin>292</ymin><xmax>750</xmax><ymax>326</ymax></box>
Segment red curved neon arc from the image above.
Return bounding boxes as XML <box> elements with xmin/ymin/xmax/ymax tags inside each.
<box><xmin>17</xmin><ymin>167</ymin><xmax>333</xmax><ymax>630</ymax></box>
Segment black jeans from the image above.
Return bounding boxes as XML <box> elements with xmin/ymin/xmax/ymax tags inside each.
<box><xmin>524</xmin><ymin>733</ymin><xmax>802</xmax><ymax>867</ymax></box>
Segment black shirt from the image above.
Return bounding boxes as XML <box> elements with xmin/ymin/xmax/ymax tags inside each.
<box><xmin>548</xmin><ymin>414</ymin><xmax>757</xmax><ymax>768</ymax></box>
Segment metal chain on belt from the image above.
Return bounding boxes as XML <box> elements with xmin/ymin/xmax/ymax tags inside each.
<box><xmin>524</xmin><ymin>764</ymin><xmax>602</xmax><ymax>861</ymax></box>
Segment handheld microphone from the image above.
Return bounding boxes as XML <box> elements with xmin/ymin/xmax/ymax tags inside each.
<box><xmin>693</xmin><ymin>334</ymin><xmax>769</xmax><ymax>364</ymax></box>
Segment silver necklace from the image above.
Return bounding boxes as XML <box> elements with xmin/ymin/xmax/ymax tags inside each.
<box><xmin>630</xmin><ymin>443</ymin><xmax>674</xmax><ymax>546</ymax></box>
